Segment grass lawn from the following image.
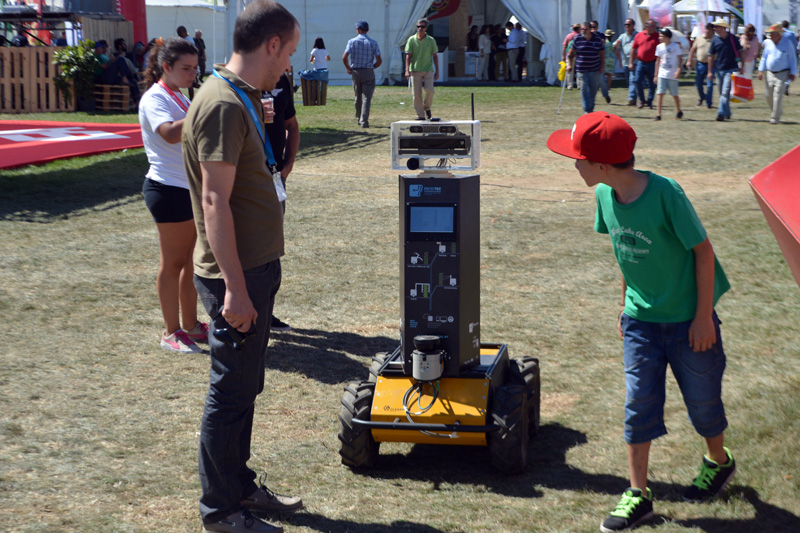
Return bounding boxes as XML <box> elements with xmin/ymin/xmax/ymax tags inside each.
<box><xmin>1</xmin><ymin>82</ymin><xmax>799</xmax><ymax>532</ymax></box>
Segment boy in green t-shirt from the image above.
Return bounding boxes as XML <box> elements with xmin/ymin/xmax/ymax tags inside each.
<box><xmin>547</xmin><ymin>112</ymin><xmax>736</xmax><ymax>532</ymax></box>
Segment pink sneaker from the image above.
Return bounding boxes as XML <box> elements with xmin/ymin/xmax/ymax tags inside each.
<box><xmin>161</xmin><ymin>330</ymin><xmax>202</xmax><ymax>353</ymax></box>
<box><xmin>185</xmin><ymin>321</ymin><xmax>209</xmax><ymax>344</ymax></box>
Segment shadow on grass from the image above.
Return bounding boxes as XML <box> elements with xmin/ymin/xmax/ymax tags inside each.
<box><xmin>298</xmin><ymin>128</ymin><xmax>385</xmax><ymax>161</ymax></box>
<box><xmin>267</xmin><ymin>328</ymin><xmax>398</xmax><ymax>384</ymax></box>
<box><xmin>353</xmin><ymin>423</ymin><xmax>710</xmax><ymax>500</ymax></box>
<box><xmin>284</xmin><ymin>515</ymin><xmax>446</xmax><ymax>533</ymax></box>
<box><xmin>671</xmin><ymin>486</ymin><xmax>800</xmax><ymax>532</ymax></box>
<box><xmin>0</xmin><ymin>150</ymin><xmax>147</xmax><ymax>223</ymax></box>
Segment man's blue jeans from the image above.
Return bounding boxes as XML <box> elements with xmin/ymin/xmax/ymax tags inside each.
<box><xmin>578</xmin><ymin>70</ymin><xmax>601</xmax><ymax>113</ymax></box>
<box><xmin>634</xmin><ymin>59</ymin><xmax>656</xmax><ymax>106</ymax></box>
<box><xmin>195</xmin><ymin>260</ymin><xmax>282</xmax><ymax>524</ymax></box>
<box><xmin>717</xmin><ymin>68</ymin><xmax>737</xmax><ymax>118</ymax></box>
<box><xmin>694</xmin><ymin>61</ymin><xmax>713</xmax><ymax>106</ymax></box>
<box><xmin>624</xmin><ymin>65</ymin><xmax>637</xmax><ymax>103</ymax></box>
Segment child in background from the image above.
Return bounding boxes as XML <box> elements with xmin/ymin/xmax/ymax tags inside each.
<box><xmin>310</xmin><ymin>36</ymin><xmax>330</xmax><ymax>70</ymax></box>
<box><xmin>654</xmin><ymin>28</ymin><xmax>683</xmax><ymax>120</ymax></box>
<box><xmin>547</xmin><ymin>112</ymin><xmax>736</xmax><ymax>532</ymax></box>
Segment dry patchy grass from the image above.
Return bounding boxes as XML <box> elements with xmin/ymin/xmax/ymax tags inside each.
<box><xmin>0</xmin><ymin>83</ymin><xmax>799</xmax><ymax>532</ymax></box>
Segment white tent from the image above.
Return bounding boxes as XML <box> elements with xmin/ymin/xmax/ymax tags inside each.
<box><xmin>273</xmin><ymin>0</ymin><xmax>629</xmax><ymax>86</ymax></box>
<box><xmin>144</xmin><ymin>0</ymin><xmax>628</xmax><ymax>85</ymax></box>
<box><xmin>145</xmin><ymin>0</ymin><xmax>227</xmax><ymax>65</ymax></box>
<box><xmin>672</xmin><ymin>0</ymin><xmax>737</xmax><ymax>13</ymax></box>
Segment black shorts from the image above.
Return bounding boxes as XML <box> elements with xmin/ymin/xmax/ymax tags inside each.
<box><xmin>142</xmin><ymin>178</ymin><xmax>194</xmax><ymax>223</ymax></box>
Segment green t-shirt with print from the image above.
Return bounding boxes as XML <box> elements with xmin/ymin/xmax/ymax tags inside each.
<box><xmin>594</xmin><ymin>171</ymin><xmax>730</xmax><ymax>322</ymax></box>
<box><xmin>405</xmin><ymin>34</ymin><xmax>438</xmax><ymax>72</ymax></box>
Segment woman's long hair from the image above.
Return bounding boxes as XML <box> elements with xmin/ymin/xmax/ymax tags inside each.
<box><xmin>313</xmin><ymin>37</ymin><xmax>326</xmax><ymax>49</ymax></box>
<box><xmin>143</xmin><ymin>37</ymin><xmax>199</xmax><ymax>89</ymax></box>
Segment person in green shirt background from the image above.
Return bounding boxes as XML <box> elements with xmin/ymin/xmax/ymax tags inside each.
<box><xmin>404</xmin><ymin>18</ymin><xmax>439</xmax><ymax>120</ymax></box>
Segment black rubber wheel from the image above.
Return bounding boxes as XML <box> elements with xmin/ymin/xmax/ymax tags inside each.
<box><xmin>367</xmin><ymin>352</ymin><xmax>389</xmax><ymax>383</ymax></box>
<box><xmin>338</xmin><ymin>380</ymin><xmax>380</xmax><ymax>469</ymax></box>
<box><xmin>488</xmin><ymin>384</ymin><xmax>529</xmax><ymax>474</ymax></box>
<box><xmin>510</xmin><ymin>356</ymin><xmax>541</xmax><ymax>437</ymax></box>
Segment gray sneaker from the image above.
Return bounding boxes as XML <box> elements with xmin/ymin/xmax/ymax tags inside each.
<box><xmin>204</xmin><ymin>509</ymin><xmax>283</xmax><ymax>533</ymax></box>
<box><xmin>241</xmin><ymin>474</ymin><xmax>303</xmax><ymax>514</ymax></box>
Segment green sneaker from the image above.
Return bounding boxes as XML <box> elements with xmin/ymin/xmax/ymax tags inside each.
<box><xmin>682</xmin><ymin>447</ymin><xmax>736</xmax><ymax>502</ymax></box>
<box><xmin>600</xmin><ymin>488</ymin><xmax>654</xmax><ymax>532</ymax></box>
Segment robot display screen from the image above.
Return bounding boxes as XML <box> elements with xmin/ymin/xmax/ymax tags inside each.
<box><xmin>409</xmin><ymin>206</ymin><xmax>455</xmax><ymax>234</ymax></box>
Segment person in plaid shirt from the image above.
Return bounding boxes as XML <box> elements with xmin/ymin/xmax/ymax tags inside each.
<box><xmin>342</xmin><ymin>20</ymin><xmax>382</xmax><ymax>128</ymax></box>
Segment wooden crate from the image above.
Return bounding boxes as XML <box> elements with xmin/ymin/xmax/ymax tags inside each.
<box><xmin>0</xmin><ymin>47</ymin><xmax>74</xmax><ymax>113</ymax></box>
<box><xmin>94</xmin><ymin>83</ymin><xmax>132</xmax><ymax>111</ymax></box>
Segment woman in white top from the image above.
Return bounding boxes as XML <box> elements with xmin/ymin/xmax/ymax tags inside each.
<box><xmin>139</xmin><ymin>37</ymin><xmax>206</xmax><ymax>354</ymax></box>
<box><xmin>477</xmin><ymin>25</ymin><xmax>493</xmax><ymax>81</ymax></box>
<box><xmin>310</xmin><ymin>37</ymin><xmax>331</xmax><ymax>70</ymax></box>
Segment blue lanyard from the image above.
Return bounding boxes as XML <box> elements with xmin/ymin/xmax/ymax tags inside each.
<box><xmin>212</xmin><ymin>69</ymin><xmax>276</xmax><ymax>168</ymax></box>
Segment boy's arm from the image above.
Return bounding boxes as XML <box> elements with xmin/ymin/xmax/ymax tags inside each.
<box><xmin>689</xmin><ymin>237</ymin><xmax>717</xmax><ymax>352</ymax></box>
<box><xmin>618</xmin><ymin>276</ymin><xmax>627</xmax><ymax>339</ymax></box>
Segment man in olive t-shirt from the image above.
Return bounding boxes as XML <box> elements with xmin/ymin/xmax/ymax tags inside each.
<box><xmin>404</xmin><ymin>17</ymin><xmax>439</xmax><ymax>120</ymax></box>
<box><xmin>181</xmin><ymin>2</ymin><xmax>303</xmax><ymax>531</ymax></box>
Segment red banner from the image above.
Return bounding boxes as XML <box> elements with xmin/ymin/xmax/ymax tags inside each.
<box><xmin>426</xmin><ymin>0</ymin><xmax>461</xmax><ymax>22</ymax></box>
<box><xmin>118</xmin><ymin>0</ymin><xmax>148</xmax><ymax>45</ymax></box>
<box><xmin>0</xmin><ymin>121</ymin><xmax>143</xmax><ymax>170</ymax></box>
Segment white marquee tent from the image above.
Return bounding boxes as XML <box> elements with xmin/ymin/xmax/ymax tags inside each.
<box><xmin>143</xmin><ymin>0</ymin><xmax>631</xmax><ymax>85</ymax></box>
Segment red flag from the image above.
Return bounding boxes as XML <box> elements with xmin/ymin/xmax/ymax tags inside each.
<box><xmin>426</xmin><ymin>0</ymin><xmax>461</xmax><ymax>22</ymax></box>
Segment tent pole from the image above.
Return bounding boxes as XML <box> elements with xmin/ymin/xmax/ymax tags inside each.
<box><xmin>384</xmin><ymin>0</ymin><xmax>390</xmax><ymax>84</ymax></box>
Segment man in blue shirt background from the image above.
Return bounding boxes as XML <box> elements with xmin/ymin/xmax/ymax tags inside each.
<box><xmin>707</xmin><ymin>19</ymin><xmax>742</xmax><ymax>122</ymax></box>
<box><xmin>780</xmin><ymin>20</ymin><xmax>798</xmax><ymax>95</ymax></box>
<box><xmin>342</xmin><ymin>20</ymin><xmax>382</xmax><ymax>128</ymax></box>
<box><xmin>568</xmin><ymin>21</ymin><xmax>605</xmax><ymax>113</ymax></box>
<box><xmin>758</xmin><ymin>23</ymin><xmax>798</xmax><ymax>124</ymax></box>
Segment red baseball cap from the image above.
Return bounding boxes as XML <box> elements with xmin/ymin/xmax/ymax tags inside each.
<box><xmin>547</xmin><ymin>112</ymin><xmax>637</xmax><ymax>164</ymax></box>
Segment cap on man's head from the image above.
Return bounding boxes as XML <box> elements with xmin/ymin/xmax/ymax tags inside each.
<box><xmin>711</xmin><ymin>19</ymin><xmax>730</xmax><ymax>28</ymax></box>
<box><xmin>356</xmin><ymin>20</ymin><xmax>369</xmax><ymax>31</ymax></box>
<box><xmin>547</xmin><ymin>112</ymin><xmax>637</xmax><ymax>165</ymax></box>
<box><xmin>95</xmin><ymin>39</ymin><xmax>108</xmax><ymax>49</ymax></box>
<box><xmin>660</xmin><ymin>28</ymin><xmax>672</xmax><ymax>38</ymax></box>
<box><xmin>604</xmin><ymin>29</ymin><xmax>615</xmax><ymax>37</ymax></box>
<box><xmin>765</xmin><ymin>23</ymin><xmax>784</xmax><ymax>34</ymax></box>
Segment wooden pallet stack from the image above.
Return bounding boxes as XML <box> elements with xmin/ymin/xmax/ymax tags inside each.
<box><xmin>94</xmin><ymin>84</ymin><xmax>133</xmax><ymax>111</ymax></box>
<box><xmin>0</xmin><ymin>47</ymin><xmax>74</xmax><ymax>113</ymax></box>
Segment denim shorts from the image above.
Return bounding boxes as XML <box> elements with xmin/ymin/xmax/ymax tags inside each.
<box><xmin>656</xmin><ymin>77</ymin><xmax>679</xmax><ymax>96</ymax></box>
<box><xmin>621</xmin><ymin>312</ymin><xmax>728</xmax><ymax>444</ymax></box>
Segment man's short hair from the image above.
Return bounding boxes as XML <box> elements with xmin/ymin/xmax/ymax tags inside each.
<box><xmin>234</xmin><ymin>0</ymin><xmax>298</xmax><ymax>54</ymax></box>
<box><xmin>705</xmin><ymin>23</ymin><xmax>714</xmax><ymax>30</ymax></box>
<box><xmin>417</xmin><ymin>18</ymin><xmax>429</xmax><ymax>27</ymax></box>
<box><xmin>782</xmin><ymin>20</ymin><xmax>790</xmax><ymax>28</ymax></box>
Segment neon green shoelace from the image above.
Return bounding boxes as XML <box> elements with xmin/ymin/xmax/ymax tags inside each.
<box><xmin>692</xmin><ymin>462</ymin><xmax>720</xmax><ymax>490</ymax></box>
<box><xmin>610</xmin><ymin>492</ymin><xmax>643</xmax><ymax>518</ymax></box>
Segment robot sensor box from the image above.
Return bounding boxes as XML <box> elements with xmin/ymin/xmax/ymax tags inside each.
<box><xmin>391</xmin><ymin>120</ymin><xmax>480</xmax><ymax>172</ymax></box>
